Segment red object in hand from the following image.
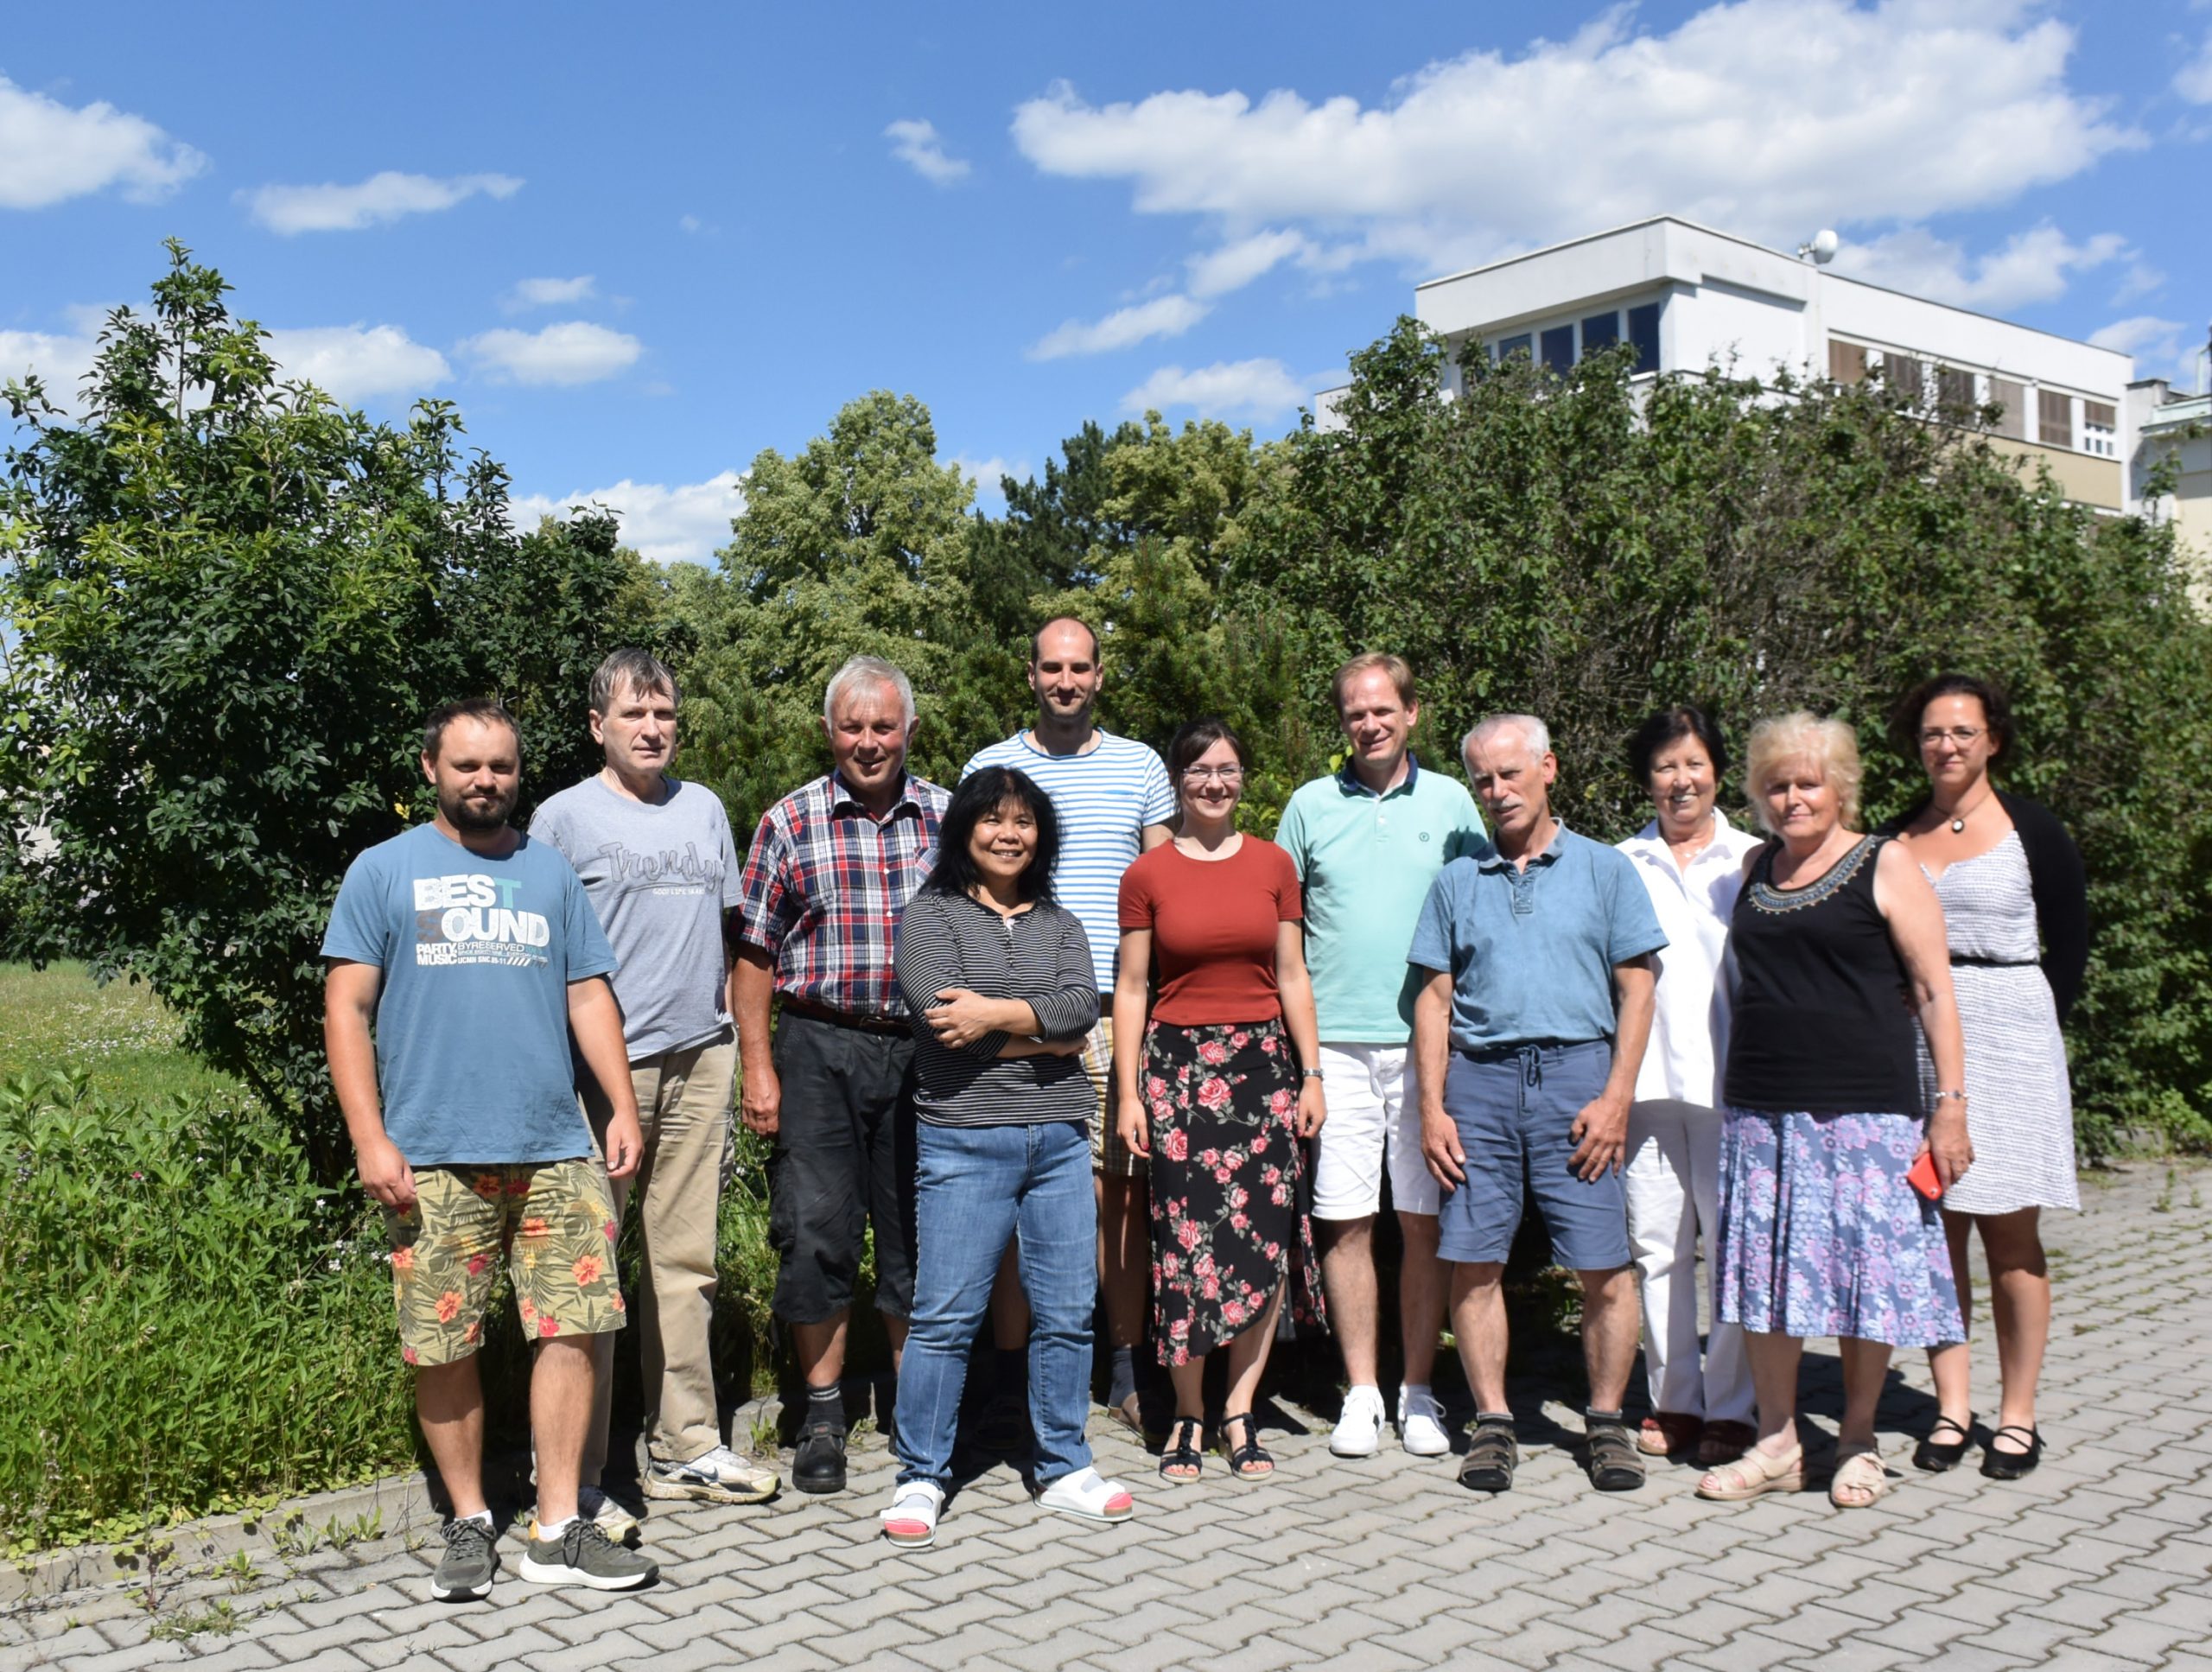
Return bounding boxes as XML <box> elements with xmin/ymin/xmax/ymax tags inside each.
<box><xmin>1906</xmin><ymin>1149</ymin><xmax>1943</xmax><ymax>1201</ymax></box>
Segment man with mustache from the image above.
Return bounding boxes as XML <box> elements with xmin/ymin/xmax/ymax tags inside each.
<box><xmin>324</xmin><ymin>698</ymin><xmax>658</xmax><ymax>1599</ymax></box>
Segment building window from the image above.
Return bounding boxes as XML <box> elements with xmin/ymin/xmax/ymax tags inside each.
<box><xmin>1541</xmin><ymin>325</ymin><xmax>1574</xmax><ymax>374</ymax></box>
<box><xmin>1938</xmin><ymin>365</ymin><xmax>1975</xmax><ymax>411</ymax></box>
<box><xmin>2082</xmin><ymin>399</ymin><xmax>2117</xmax><ymax>458</ymax></box>
<box><xmin>1990</xmin><ymin>378</ymin><xmax>2025</xmax><ymax>441</ymax></box>
<box><xmin>1627</xmin><ymin>302</ymin><xmax>1661</xmax><ymax>375</ymax></box>
<box><xmin>2038</xmin><ymin>389</ymin><xmax>2072</xmax><ymax>448</ymax></box>
<box><xmin>1885</xmin><ymin>353</ymin><xmax>1924</xmax><ymax>403</ymax></box>
<box><xmin>1828</xmin><ymin>340</ymin><xmax>1866</xmax><ymax>385</ymax></box>
<box><xmin>1581</xmin><ymin>312</ymin><xmax>1620</xmax><ymax>356</ymax></box>
<box><xmin>1495</xmin><ymin>333</ymin><xmax>1532</xmax><ymax>364</ymax></box>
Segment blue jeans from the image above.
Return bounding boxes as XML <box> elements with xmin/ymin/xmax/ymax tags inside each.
<box><xmin>893</xmin><ymin>1119</ymin><xmax>1098</xmax><ymax>1488</ymax></box>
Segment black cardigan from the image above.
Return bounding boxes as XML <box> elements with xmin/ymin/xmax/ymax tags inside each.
<box><xmin>1889</xmin><ymin>790</ymin><xmax>2089</xmax><ymax>1021</ymax></box>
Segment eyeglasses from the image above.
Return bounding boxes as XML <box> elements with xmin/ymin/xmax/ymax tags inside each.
<box><xmin>1181</xmin><ymin>766</ymin><xmax>1245</xmax><ymax>785</ymax></box>
<box><xmin>1918</xmin><ymin>727</ymin><xmax>1985</xmax><ymax>747</ymax></box>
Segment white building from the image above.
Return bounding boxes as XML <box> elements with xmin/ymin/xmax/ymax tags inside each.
<box><xmin>1319</xmin><ymin>216</ymin><xmax>2137</xmax><ymax>517</ymax></box>
<box><xmin>2127</xmin><ymin>378</ymin><xmax>2211</xmax><ymax>595</ymax></box>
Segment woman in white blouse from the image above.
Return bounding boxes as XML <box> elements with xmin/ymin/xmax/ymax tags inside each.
<box><xmin>1615</xmin><ymin>707</ymin><xmax>1765</xmax><ymax>1468</ymax></box>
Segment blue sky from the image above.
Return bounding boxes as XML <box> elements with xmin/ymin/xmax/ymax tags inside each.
<box><xmin>5</xmin><ymin>1</ymin><xmax>2209</xmax><ymax>563</ymax></box>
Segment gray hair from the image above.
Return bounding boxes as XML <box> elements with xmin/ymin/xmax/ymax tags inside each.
<box><xmin>589</xmin><ymin>647</ymin><xmax>679</xmax><ymax>715</ymax></box>
<box><xmin>1461</xmin><ymin>712</ymin><xmax>1551</xmax><ymax>765</ymax></box>
<box><xmin>823</xmin><ymin>655</ymin><xmax>917</xmax><ymax>728</ymax></box>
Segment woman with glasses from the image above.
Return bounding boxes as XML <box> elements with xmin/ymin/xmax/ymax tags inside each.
<box><xmin>1886</xmin><ymin>675</ymin><xmax>2085</xmax><ymax>1482</ymax></box>
<box><xmin>1114</xmin><ymin>718</ymin><xmax>1326</xmax><ymax>1484</ymax></box>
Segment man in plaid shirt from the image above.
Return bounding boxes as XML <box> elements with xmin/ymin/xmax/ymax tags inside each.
<box><xmin>732</xmin><ymin>654</ymin><xmax>950</xmax><ymax>1496</ymax></box>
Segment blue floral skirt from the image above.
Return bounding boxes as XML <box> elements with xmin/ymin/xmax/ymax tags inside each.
<box><xmin>1716</xmin><ymin>1109</ymin><xmax>1965</xmax><ymax>1349</ymax></box>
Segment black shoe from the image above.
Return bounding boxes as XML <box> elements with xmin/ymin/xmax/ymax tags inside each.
<box><xmin>1914</xmin><ymin>1413</ymin><xmax>1974</xmax><ymax>1472</ymax></box>
<box><xmin>793</xmin><ymin>1416</ymin><xmax>849</xmax><ymax>1495</ymax></box>
<box><xmin>972</xmin><ymin>1387</ymin><xmax>1031</xmax><ymax>1457</ymax></box>
<box><xmin>1584</xmin><ymin>1410</ymin><xmax>1645</xmax><ymax>1492</ymax></box>
<box><xmin>1981</xmin><ymin>1424</ymin><xmax>2043</xmax><ymax>1480</ymax></box>
<box><xmin>1457</xmin><ymin>1415</ymin><xmax>1517</xmax><ymax>1493</ymax></box>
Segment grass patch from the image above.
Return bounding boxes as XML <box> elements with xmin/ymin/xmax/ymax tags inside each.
<box><xmin>0</xmin><ymin>961</ymin><xmax>243</xmax><ymax>1106</ymax></box>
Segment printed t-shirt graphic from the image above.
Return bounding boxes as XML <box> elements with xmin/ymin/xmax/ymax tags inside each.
<box><xmin>321</xmin><ymin>823</ymin><xmax>617</xmax><ymax>1167</ymax></box>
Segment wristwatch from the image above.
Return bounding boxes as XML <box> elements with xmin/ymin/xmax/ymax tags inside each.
<box><xmin>1300</xmin><ymin>1067</ymin><xmax>1324</xmax><ymax>1080</ymax></box>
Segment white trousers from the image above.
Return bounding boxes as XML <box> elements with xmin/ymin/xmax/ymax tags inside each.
<box><xmin>1624</xmin><ymin>1097</ymin><xmax>1753</xmax><ymax>1425</ymax></box>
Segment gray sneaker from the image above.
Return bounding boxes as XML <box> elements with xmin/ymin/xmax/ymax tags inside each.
<box><xmin>518</xmin><ymin>1516</ymin><xmax>659</xmax><ymax>1591</ymax></box>
<box><xmin>429</xmin><ymin>1516</ymin><xmax>499</xmax><ymax>1601</ymax></box>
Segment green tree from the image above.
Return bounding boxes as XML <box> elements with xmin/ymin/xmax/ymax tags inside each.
<box><xmin>0</xmin><ymin>245</ymin><xmax>674</xmax><ymax>1177</ymax></box>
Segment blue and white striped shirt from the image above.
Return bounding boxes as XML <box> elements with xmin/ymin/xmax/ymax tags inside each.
<box><xmin>962</xmin><ymin>729</ymin><xmax>1176</xmax><ymax>989</ymax></box>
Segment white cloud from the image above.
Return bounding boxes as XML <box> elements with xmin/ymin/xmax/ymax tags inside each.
<box><xmin>0</xmin><ymin>328</ymin><xmax>100</xmax><ymax>407</ymax></box>
<box><xmin>509</xmin><ymin>472</ymin><xmax>747</xmax><ymax>565</ymax></box>
<box><xmin>1012</xmin><ymin>1</ymin><xmax>2142</xmax><ymax>277</ymax></box>
<box><xmin>885</xmin><ymin>118</ymin><xmax>971</xmax><ymax>186</ymax></box>
<box><xmin>678</xmin><ymin>213</ymin><xmax>703</xmax><ymax>234</ymax></box>
<box><xmin>264</xmin><ymin>324</ymin><xmax>451</xmax><ymax>403</ymax></box>
<box><xmin>2089</xmin><ymin>316</ymin><xmax>2207</xmax><ymax>387</ymax></box>
<box><xmin>0</xmin><ymin>75</ymin><xmax>205</xmax><ymax>209</ymax></box>
<box><xmin>2177</xmin><ymin>32</ymin><xmax>2212</xmax><ymax>104</ymax></box>
<box><xmin>950</xmin><ymin>455</ymin><xmax>1033</xmax><ymax>511</ymax></box>
<box><xmin>503</xmin><ymin>276</ymin><xmax>596</xmax><ymax>312</ymax></box>
<box><xmin>1832</xmin><ymin>223</ymin><xmax>2128</xmax><ymax>310</ymax></box>
<box><xmin>460</xmin><ymin>321</ymin><xmax>642</xmax><ymax>386</ymax></box>
<box><xmin>1120</xmin><ymin>359</ymin><xmax>1310</xmax><ymax>421</ymax></box>
<box><xmin>1028</xmin><ymin>295</ymin><xmax>1209</xmax><ymax>360</ymax></box>
<box><xmin>243</xmin><ymin>170</ymin><xmax>523</xmax><ymax>234</ymax></box>
<box><xmin>1186</xmin><ymin>229</ymin><xmax>1309</xmax><ymax>298</ymax></box>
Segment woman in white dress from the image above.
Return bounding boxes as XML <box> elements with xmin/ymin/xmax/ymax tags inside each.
<box><xmin>1615</xmin><ymin>707</ymin><xmax>1765</xmax><ymax>1469</ymax></box>
<box><xmin>1888</xmin><ymin>674</ymin><xmax>2086</xmax><ymax>1482</ymax></box>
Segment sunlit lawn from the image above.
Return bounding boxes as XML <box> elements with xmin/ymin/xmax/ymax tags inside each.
<box><xmin>0</xmin><ymin>960</ymin><xmax>245</xmax><ymax>1103</ymax></box>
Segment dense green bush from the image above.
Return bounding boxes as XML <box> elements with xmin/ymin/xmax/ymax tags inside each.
<box><xmin>0</xmin><ymin>1073</ymin><xmax>411</xmax><ymax>1551</ymax></box>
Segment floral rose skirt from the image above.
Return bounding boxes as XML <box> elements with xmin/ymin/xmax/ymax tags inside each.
<box><xmin>1140</xmin><ymin>1017</ymin><xmax>1324</xmax><ymax>1366</ymax></box>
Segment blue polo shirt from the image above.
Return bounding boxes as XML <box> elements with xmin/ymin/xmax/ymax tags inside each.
<box><xmin>1274</xmin><ymin>754</ymin><xmax>1486</xmax><ymax>1042</ymax></box>
<box><xmin>1406</xmin><ymin>822</ymin><xmax>1666</xmax><ymax>1052</ymax></box>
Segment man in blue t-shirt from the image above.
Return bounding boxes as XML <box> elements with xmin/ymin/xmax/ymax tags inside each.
<box><xmin>1408</xmin><ymin>714</ymin><xmax>1664</xmax><ymax>1500</ymax></box>
<box><xmin>322</xmin><ymin>699</ymin><xmax>655</xmax><ymax>1601</ymax></box>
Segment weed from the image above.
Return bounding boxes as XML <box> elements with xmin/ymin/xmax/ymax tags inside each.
<box><xmin>147</xmin><ymin>1599</ymin><xmax>239</xmax><ymax>1642</ymax></box>
<box><xmin>747</xmin><ymin>1413</ymin><xmax>780</xmax><ymax>1458</ymax></box>
<box><xmin>2155</xmin><ymin>1167</ymin><xmax>2177</xmax><ymax>1214</ymax></box>
<box><xmin>213</xmin><ymin>1549</ymin><xmax>260</xmax><ymax>1593</ymax></box>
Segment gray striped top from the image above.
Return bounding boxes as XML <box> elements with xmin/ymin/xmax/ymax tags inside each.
<box><xmin>893</xmin><ymin>890</ymin><xmax>1099</xmax><ymax>1128</ymax></box>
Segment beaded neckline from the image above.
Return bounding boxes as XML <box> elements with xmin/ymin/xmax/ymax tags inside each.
<box><xmin>1748</xmin><ymin>835</ymin><xmax>1879</xmax><ymax>914</ymax></box>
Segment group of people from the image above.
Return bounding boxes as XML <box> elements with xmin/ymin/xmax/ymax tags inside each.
<box><xmin>321</xmin><ymin>625</ymin><xmax>2085</xmax><ymax>1600</ymax></box>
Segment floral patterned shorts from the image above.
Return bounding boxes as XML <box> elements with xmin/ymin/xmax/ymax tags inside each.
<box><xmin>384</xmin><ymin>1160</ymin><xmax>626</xmax><ymax>1366</ymax></box>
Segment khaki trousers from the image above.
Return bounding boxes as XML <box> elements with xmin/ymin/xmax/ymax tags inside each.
<box><xmin>581</xmin><ymin>1034</ymin><xmax>736</xmax><ymax>1477</ymax></box>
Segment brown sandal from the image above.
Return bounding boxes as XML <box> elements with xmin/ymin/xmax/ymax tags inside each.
<box><xmin>1638</xmin><ymin>1411</ymin><xmax>1703</xmax><ymax>1457</ymax></box>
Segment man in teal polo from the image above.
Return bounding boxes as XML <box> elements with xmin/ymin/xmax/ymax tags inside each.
<box><xmin>1274</xmin><ymin>653</ymin><xmax>1486</xmax><ymax>1461</ymax></box>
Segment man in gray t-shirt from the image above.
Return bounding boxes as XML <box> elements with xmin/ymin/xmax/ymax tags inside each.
<box><xmin>531</xmin><ymin>649</ymin><xmax>779</xmax><ymax>1523</ymax></box>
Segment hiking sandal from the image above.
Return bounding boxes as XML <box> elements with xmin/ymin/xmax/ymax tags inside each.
<box><xmin>1584</xmin><ymin>1410</ymin><xmax>1646</xmax><ymax>1492</ymax></box>
<box><xmin>1159</xmin><ymin>1416</ymin><xmax>1204</xmax><ymax>1484</ymax></box>
<box><xmin>1457</xmin><ymin>1415</ymin><xmax>1518</xmax><ymax>1493</ymax></box>
<box><xmin>1221</xmin><ymin>1412</ymin><xmax>1274</xmax><ymax>1480</ymax></box>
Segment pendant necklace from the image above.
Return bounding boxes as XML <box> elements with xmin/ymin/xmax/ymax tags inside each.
<box><xmin>1949</xmin><ymin>815</ymin><xmax>1966</xmax><ymax>834</ymax></box>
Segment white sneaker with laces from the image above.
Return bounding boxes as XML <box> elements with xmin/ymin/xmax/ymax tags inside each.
<box><xmin>1399</xmin><ymin>1386</ymin><xmax>1451</xmax><ymax>1458</ymax></box>
<box><xmin>645</xmin><ymin>1443</ymin><xmax>780</xmax><ymax>1505</ymax></box>
<box><xmin>1330</xmin><ymin>1385</ymin><xmax>1387</xmax><ymax>1458</ymax></box>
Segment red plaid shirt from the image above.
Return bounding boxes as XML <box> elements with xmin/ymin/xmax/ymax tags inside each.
<box><xmin>734</xmin><ymin>771</ymin><xmax>950</xmax><ymax>1020</ymax></box>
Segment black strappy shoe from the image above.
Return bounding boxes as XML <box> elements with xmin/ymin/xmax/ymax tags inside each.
<box><xmin>1982</xmin><ymin>1424</ymin><xmax>2043</xmax><ymax>1480</ymax></box>
<box><xmin>1221</xmin><ymin>1411</ymin><xmax>1274</xmax><ymax>1479</ymax></box>
<box><xmin>1159</xmin><ymin>1416</ymin><xmax>1204</xmax><ymax>1484</ymax></box>
<box><xmin>1914</xmin><ymin>1413</ymin><xmax>1974</xmax><ymax>1473</ymax></box>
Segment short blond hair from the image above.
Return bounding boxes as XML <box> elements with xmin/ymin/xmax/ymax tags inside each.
<box><xmin>1744</xmin><ymin>711</ymin><xmax>1862</xmax><ymax>832</ymax></box>
<box><xmin>1331</xmin><ymin>652</ymin><xmax>1416</xmax><ymax>714</ymax></box>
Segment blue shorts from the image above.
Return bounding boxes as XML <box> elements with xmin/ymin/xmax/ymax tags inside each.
<box><xmin>1436</xmin><ymin>1039</ymin><xmax>1631</xmax><ymax>1271</ymax></box>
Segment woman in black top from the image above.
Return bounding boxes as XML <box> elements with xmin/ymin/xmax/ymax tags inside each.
<box><xmin>1695</xmin><ymin>714</ymin><xmax>1973</xmax><ymax>1511</ymax></box>
<box><xmin>881</xmin><ymin>767</ymin><xmax>1134</xmax><ymax>1549</ymax></box>
<box><xmin>1887</xmin><ymin>674</ymin><xmax>2086</xmax><ymax>1481</ymax></box>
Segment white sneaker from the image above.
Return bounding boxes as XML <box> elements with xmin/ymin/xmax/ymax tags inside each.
<box><xmin>1330</xmin><ymin>1385</ymin><xmax>1386</xmax><ymax>1458</ymax></box>
<box><xmin>576</xmin><ymin>1486</ymin><xmax>640</xmax><ymax>1542</ymax></box>
<box><xmin>1399</xmin><ymin>1387</ymin><xmax>1451</xmax><ymax>1458</ymax></box>
<box><xmin>645</xmin><ymin>1444</ymin><xmax>780</xmax><ymax>1504</ymax></box>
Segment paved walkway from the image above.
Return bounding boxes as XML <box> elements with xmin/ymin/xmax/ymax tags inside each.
<box><xmin>7</xmin><ymin>1160</ymin><xmax>2212</xmax><ymax>1671</ymax></box>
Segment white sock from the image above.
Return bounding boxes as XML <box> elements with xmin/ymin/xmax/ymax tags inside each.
<box><xmin>460</xmin><ymin>1509</ymin><xmax>493</xmax><ymax>1529</ymax></box>
<box><xmin>1402</xmin><ymin>1383</ymin><xmax>1433</xmax><ymax>1400</ymax></box>
<box><xmin>535</xmin><ymin>1515</ymin><xmax>575</xmax><ymax>1539</ymax></box>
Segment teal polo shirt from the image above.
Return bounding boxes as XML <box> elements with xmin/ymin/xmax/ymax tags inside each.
<box><xmin>1274</xmin><ymin>754</ymin><xmax>1487</xmax><ymax>1043</ymax></box>
<box><xmin>1407</xmin><ymin>822</ymin><xmax>1668</xmax><ymax>1053</ymax></box>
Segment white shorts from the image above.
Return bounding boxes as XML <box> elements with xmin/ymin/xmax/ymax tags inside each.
<box><xmin>1309</xmin><ymin>1041</ymin><xmax>1439</xmax><ymax>1221</ymax></box>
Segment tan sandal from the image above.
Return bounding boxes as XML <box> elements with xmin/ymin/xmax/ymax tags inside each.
<box><xmin>1694</xmin><ymin>1441</ymin><xmax>1803</xmax><ymax>1501</ymax></box>
<box><xmin>1829</xmin><ymin>1444</ymin><xmax>1893</xmax><ymax>1509</ymax></box>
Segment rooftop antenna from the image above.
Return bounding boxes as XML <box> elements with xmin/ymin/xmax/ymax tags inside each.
<box><xmin>1797</xmin><ymin>229</ymin><xmax>1840</xmax><ymax>264</ymax></box>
